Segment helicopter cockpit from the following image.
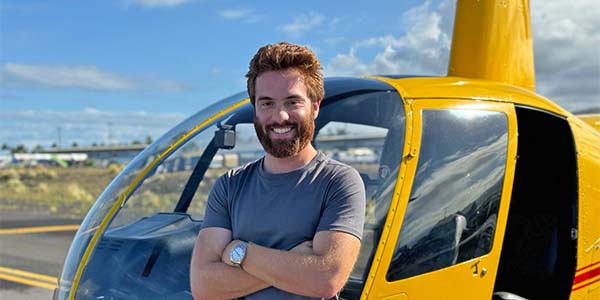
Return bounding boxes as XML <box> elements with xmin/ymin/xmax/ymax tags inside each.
<box><xmin>57</xmin><ymin>77</ymin><xmax>407</xmax><ymax>300</ymax></box>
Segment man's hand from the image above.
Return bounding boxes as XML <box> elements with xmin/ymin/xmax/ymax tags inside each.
<box><xmin>190</xmin><ymin>229</ymin><xmax>269</xmax><ymax>300</ymax></box>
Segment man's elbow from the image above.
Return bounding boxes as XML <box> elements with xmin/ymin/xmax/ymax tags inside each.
<box><xmin>190</xmin><ymin>270</ymin><xmax>219</xmax><ymax>300</ymax></box>
<box><xmin>311</xmin><ymin>272</ymin><xmax>348</xmax><ymax>298</ymax></box>
<box><xmin>191</xmin><ymin>287</ymin><xmax>205</xmax><ymax>300</ymax></box>
<box><xmin>191</xmin><ymin>284</ymin><xmax>223</xmax><ymax>300</ymax></box>
<box><xmin>312</xmin><ymin>280</ymin><xmax>345</xmax><ymax>298</ymax></box>
<box><xmin>191</xmin><ymin>279</ymin><xmax>208</xmax><ymax>300</ymax></box>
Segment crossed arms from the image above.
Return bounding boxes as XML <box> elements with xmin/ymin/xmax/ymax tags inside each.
<box><xmin>190</xmin><ymin>227</ymin><xmax>361</xmax><ymax>300</ymax></box>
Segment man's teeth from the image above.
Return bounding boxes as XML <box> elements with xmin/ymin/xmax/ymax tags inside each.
<box><xmin>272</xmin><ymin>127</ymin><xmax>292</xmax><ymax>134</ymax></box>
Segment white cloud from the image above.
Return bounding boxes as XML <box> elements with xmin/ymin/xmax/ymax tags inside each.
<box><xmin>219</xmin><ymin>9</ymin><xmax>250</xmax><ymax>19</ymax></box>
<box><xmin>209</xmin><ymin>67</ymin><xmax>222</xmax><ymax>76</ymax></box>
<box><xmin>144</xmin><ymin>77</ymin><xmax>190</xmax><ymax>92</ymax></box>
<box><xmin>530</xmin><ymin>0</ymin><xmax>600</xmax><ymax>112</ymax></box>
<box><xmin>127</xmin><ymin>0</ymin><xmax>194</xmax><ymax>8</ymax></box>
<box><xmin>2</xmin><ymin>63</ymin><xmax>136</xmax><ymax>91</ymax></box>
<box><xmin>1</xmin><ymin>63</ymin><xmax>189</xmax><ymax>92</ymax></box>
<box><xmin>280</xmin><ymin>12</ymin><xmax>325</xmax><ymax>37</ymax></box>
<box><xmin>304</xmin><ymin>44</ymin><xmax>321</xmax><ymax>55</ymax></box>
<box><xmin>325</xmin><ymin>0</ymin><xmax>452</xmax><ymax>77</ymax></box>
<box><xmin>218</xmin><ymin>9</ymin><xmax>260</xmax><ymax>22</ymax></box>
<box><xmin>326</xmin><ymin>48</ymin><xmax>369</xmax><ymax>76</ymax></box>
<box><xmin>324</xmin><ymin>0</ymin><xmax>599</xmax><ymax>112</ymax></box>
<box><xmin>324</xmin><ymin>36</ymin><xmax>347</xmax><ymax>46</ymax></box>
<box><xmin>0</xmin><ymin>109</ymin><xmax>186</xmax><ymax>148</ymax></box>
<box><xmin>328</xmin><ymin>17</ymin><xmax>343</xmax><ymax>29</ymax></box>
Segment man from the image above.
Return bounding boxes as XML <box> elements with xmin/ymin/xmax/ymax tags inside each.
<box><xmin>190</xmin><ymin>42</ymin><xmax>366</xmax><ymax>300</ymax></box>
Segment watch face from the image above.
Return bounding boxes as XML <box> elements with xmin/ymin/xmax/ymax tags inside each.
<box><xmin>231</xmin><ymin>242</ymin><xmax>247</xmax><ymax>265</ymax></box>
<box><xmin>233</xmin><ymin>247</ymin><xmax>243</xmax><ymax>260</ymax></box>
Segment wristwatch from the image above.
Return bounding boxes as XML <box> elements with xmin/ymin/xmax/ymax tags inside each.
<box><xmin>230</xmin><ymin>241</ymin><xmax>248</xmax><ymax>267</ymax></box>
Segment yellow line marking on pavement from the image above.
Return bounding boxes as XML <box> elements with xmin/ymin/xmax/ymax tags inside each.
<box><xmin>0</xmin><ymin>266</ymin><xmax>57</xmax><ymax>283</ymax></box>
<box><xmin>0</xmin><ymin>266</ymin><xmax>58</xmax><ymax>290</ymax></box>
<box><xmin>0</xmin><ymin>273</ymin><xmax>56</xmax><ymax>290</ymax></box>
<box><xmin>0</xmin><ymin>224</ymin><xmax>79</xmax><ymax>235</ymax></box>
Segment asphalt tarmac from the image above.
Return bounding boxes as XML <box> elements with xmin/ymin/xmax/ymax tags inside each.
<box><xmin>0</xmin><ymin>210</ymin><xmax>81</xmax><ymax>300</ymax></box>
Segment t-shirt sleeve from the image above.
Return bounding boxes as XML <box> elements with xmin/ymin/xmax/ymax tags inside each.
<box><xmin>200</xmin><ymin>174</ymin><xmax>232</xmax><ymax>230</ymax></box>
<box><xmin>317</xmin><ymin>167</ymin><xmax>366</xmax><ymax>240</ymax></box>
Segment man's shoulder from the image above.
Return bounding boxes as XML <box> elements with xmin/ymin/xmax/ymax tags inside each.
<box><xmin>317</xmin><ymin>153</ymin><xmax>357</xmax><ymax>172</ymax></box>
<box><xmin>314</xmin><ymin>153</ymin><xmax>361</xmax><ymax>180</ymax></box>
<box><xmin>222</xmin><ymin>158</ymin><xmax>262</xmax><ymax>180</ymax></box>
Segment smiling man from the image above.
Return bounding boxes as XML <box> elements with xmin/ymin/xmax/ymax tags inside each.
<box><xmin>190</xmin><ymin>42</ymin><xmax>366</xmax><ymax>300</ymax></box>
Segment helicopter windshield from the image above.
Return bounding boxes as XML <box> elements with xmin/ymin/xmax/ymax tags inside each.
<box><xmin>56</xmin><ymin>91</ymin><xmax>247</xmax><ymax>299</ymax></box>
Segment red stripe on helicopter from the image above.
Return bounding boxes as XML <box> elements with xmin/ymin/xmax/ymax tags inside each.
<box><xmin>572</xmin><ymin>277</ymin><xmax>600</xmax><ymax>292</ymax></box>
<box><xmin>576</xmin><ymin>261</ymin><xmax>600</xmax><ymax>273</ymax></box>
<box><xmin>572</xmin><ymin>264</ymin><xmax>600</xmax><ymax>291</ymax></box>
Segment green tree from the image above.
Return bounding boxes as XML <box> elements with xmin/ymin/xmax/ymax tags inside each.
<box><xmin>336</xmin><ymin>128</ymin><xmax>348</xmax><ymax>135</ymax></box>
<box><xmin>12</xmin><ymin>144</ymin><xmax>27</xmax><ymax>154</ymax></box>
<box><xmin>145</xmin><ymin>135</ymin><xmax>153</xmax><ymax>144</ymax></box>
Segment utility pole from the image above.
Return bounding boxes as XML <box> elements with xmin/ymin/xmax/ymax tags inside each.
<box><xmin>57</xmin><ymin>126</ymin><xmax>62</xmax><ymax>149</ymax></box>
<box><xmin>108</xmin><ymin>122</ymin><xmax>113</xmax><ymax>145</ymax></box>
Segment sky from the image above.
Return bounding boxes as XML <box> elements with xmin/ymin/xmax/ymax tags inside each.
<box><xmin>1</xmin><ymin>0</ymin><xmax>599</xmax><ymax>149</ymax></box>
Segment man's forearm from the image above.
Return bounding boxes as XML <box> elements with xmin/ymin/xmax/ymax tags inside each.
<box><xmin>191</xmin><ymin>258</ymin><xmax>269</xmax><ymax>299</ymax></box>
<box><xmin>240</xmin><ymin>241</ymin><xmax>355</xmax><ymax>298</ymax></box>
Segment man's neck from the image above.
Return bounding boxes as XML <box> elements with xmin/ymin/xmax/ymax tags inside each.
<box><xmin>263</xmin><ymin>145</ymin><xmax>318</xmax><ymax>174</ymax></box>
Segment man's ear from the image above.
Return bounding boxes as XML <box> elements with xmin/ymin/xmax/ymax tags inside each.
<box><xmin>312</xmin><ymin>99</ymin><xmax>321</xmax><ymax>119</ymax></box>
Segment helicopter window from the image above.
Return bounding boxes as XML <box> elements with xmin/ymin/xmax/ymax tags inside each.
<box><xmin>387</xmin><ymin>109</ymin><xmax>508</xmax><ymax>282</ymax></box>
<box><xmin>312</xmin><ymin>90</ymin><xmax>406</xmax><ymax>297</ymax></box>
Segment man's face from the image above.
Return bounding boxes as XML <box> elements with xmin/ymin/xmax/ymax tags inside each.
<box><xmin>253</xmin><ymin>69</ymin><xmax>320</xmax><ymax>158</ymax></box>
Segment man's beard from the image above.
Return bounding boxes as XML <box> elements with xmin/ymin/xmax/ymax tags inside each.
<box><xmin>254</xmin><ymin>111</ymin><xmax>315</xmax><ymax>158</ymax></box>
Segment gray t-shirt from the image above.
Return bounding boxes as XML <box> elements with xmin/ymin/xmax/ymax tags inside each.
<box><xmin>201</xmin><ymin>151</ymin><xmax>366</xmax><ymax>299</ymax></box>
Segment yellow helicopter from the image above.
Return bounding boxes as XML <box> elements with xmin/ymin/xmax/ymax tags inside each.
<box><xmin>54</xmin><ymin>0</ymin><xmax>600</xmax><ymax>299</ymax></box>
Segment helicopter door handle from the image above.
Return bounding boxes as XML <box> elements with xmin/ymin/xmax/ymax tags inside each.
<box><xmin>471</xmin><ymin>260</ymin><xmax>487</xmax><ymax>277</ymax></box>
<box><xmin>471</xmin><ymin>260</ymin><xmax>479</xmax><ymax>276</ymax></box>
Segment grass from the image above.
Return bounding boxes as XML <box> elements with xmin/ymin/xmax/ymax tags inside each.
<box><xmin>0</xmin><ymin>166</ymin><xmax>118</xmax><ymax>217</ymax></box>
<box><xmin>0</xmin><ymin>165</ymin><xmax>223</xmax><ymax>220</ymax></box>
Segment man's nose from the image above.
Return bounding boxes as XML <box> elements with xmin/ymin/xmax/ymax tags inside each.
<box><xmin>274</xmin><ymin>107</ymin><xmax>290</xmax><ymax>122</ymax></box>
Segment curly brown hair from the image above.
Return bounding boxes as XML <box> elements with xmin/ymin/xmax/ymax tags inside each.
<box><xmin>246</xmin><ymin>42</ymin><xmax>324</xmax><ymax>104</ymax></box>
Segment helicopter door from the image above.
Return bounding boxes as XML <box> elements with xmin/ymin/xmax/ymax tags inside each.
<box><xmin>364</xmin><ymin>100</ymin><xmax>517</xmax><ymax>300</ymax></box>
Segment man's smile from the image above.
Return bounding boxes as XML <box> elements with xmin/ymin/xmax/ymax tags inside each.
<box><xmin>272</xmin><ymin>126</ymin><xmax>291</xmax><ymax>133</ymax></box>
<box><xmin>269</xmin><ymin>125</ymin><xmax>296</xmax><ymax>138</ymax></box>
